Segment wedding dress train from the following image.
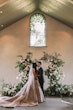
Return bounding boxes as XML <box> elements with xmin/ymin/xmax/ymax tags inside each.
<box><xmin>0</xmin><ymin>65</ymin><xmax>44</xmax><ymax>107</ymax></box>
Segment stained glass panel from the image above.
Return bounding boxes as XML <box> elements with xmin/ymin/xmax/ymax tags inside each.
<box><xmin>30</xmin><ymin>13</ymin><xmax>46</xmax><ymax>47</ymax></box>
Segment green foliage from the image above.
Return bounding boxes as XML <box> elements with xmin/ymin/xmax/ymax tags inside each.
<box><xmin>1</xmin><ymin>81</ymin><xmax>16</xmax><ymax>96</ymax></box>
<box><xmin>15</xmin><ymin>52</ymin><xmax>33</xmax><ymax>73</ymax></box>
<box><xmin>1</xmin><ymin>52</ymin><xmax>33</xmax><ymax>96</ymax></box>
<box><xmin>41</xmin><ymin>52</ymin><xmax>68</xmax><ymax>97</ymax></box>
<box><xmin>41</xmin><ymin>52</ymin><xmax>64</xmax><ymax>66</ymax></box>
<box><xmin>1</xmin><ymin>52</ymin><xmax>73</xmax><ymax>97</ymax></box>
<box><xmin>15</xmin><ymin>82</ymin><xmax>24</xmax><ymax>93</ymax></box>
<box><xmin>42</xmin><ymin>52</ymin><xmax>73</xmax><ymax>97</ymax></box>
<box><xmin>45</xmin><ymin>83</ymin><xmax>62</xmax><ymax>97</ymax></box>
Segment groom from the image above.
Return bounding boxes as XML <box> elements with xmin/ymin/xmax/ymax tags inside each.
<box><xmin>36</xmin><ymin>61</ymin><xmax>44</xmax><ymax>94</ymax></box>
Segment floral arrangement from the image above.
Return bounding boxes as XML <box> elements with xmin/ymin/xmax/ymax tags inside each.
<box><xmin>41</xmin><ymin>52</ymin><xmax>64</xmax><ymax>96</ymax></box>
<box><xmin>14</xmin><ymin>52</ymin><xmax>33</xmax><ymax>92</ymax></box>
<box><xmin>1</xmin><ymin>52</ymin><xmax>32</xmax><ymax>96</ymax></box>
<box><xmin>15</xmin><ymin>52</ymin><xmax>32</xmax><ymax>73</ymax></box>
<box><xmin>41</xmin><ymin>52</ymin><xmax>73</xmax><ymax>97</ymax></box>
<box><xmin>1</xmin><ymin>80</ymin><xmax>16</xmax><ymax>96</ymax></box>
<box><xmin>1</xmin><ymin>52</ymin><xmax>73</xmax><ymax>97</ymax></box>
<box><xmin>61</xmin><ymin>84</ymin><xmax>73</xmax><ymax>97</ymax></box>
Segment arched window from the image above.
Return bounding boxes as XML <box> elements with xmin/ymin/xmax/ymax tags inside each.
<box><xmin>30</xmin><ymin>13</ymin><xmax>46</xmax><ymax>47</ymax></box>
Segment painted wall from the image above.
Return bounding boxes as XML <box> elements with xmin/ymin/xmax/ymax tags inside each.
<box><xmin>0</xmin><ymin>12</ymin><xmax>73</xmax><ymax>90</ymax></box>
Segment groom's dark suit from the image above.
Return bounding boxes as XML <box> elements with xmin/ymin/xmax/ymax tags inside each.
<box><xmin>37</xmin><ymin>67</ymin><xmax>44</xmax><ymax>94</ymax></box>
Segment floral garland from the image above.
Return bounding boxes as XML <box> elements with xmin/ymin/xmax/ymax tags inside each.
<box><xmin>1</xmin><ymin>52</ymin><xmax>73</xmax><ymax>97</ymax></box>
<box><xmin>1</xmin><ymin>52</ymin><xmax>32</xmax><ymax>96</ymax></box>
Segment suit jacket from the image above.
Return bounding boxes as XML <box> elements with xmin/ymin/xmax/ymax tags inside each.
<box><xmin>37</xmin><ymin>67</ymin><xmax>44</xmax><ymax>84</ymax></box>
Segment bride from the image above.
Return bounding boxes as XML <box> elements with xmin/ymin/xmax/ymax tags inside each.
<box><xmin>0</xmin><ymin>63</ymin><xmax>44</xmax><ymax>107</ymax></box>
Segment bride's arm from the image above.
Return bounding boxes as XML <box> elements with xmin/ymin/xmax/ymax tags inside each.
<box><xmin>32</xmin><ymin>68</ymin><xmax>39</xmax><ymax>78</ymax></box>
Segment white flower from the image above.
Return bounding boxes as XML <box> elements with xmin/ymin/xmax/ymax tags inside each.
<box><xmin>3</xmin><ymin>87</ymin><xmax>9</xmax><ymax>92</ymax></box>
<box><xmin>16</xmin><ymin>76</ymin><xmax>19</xmax><ymax>79</ymax></box>
<box><xmin>19</xmin><ymin>59</ymin><xmax>24</xmax><ymax>63</ymax></box>
<box><xmin>50</xmin><ymin>59</ymin><xmax>53</xmax><ymax>61</ymax></box>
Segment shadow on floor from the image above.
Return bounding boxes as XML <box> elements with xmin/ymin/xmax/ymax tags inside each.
<box><xmin>0</xmin><ymin>98</ymin><xmax>73</xmax><ymax>110</ymax></box>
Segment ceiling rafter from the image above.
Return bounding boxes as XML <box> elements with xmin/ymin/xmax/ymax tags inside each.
<box><xmin>0</xmin><ymin>0</ymin><xmax>73</xmax><ymax>31</ymax></box>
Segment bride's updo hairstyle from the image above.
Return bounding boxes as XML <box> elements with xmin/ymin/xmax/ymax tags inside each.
<box><xmin>32</xmin><ymin>63</ymin><xmax>37</xmax><ymax>73</ymax></box>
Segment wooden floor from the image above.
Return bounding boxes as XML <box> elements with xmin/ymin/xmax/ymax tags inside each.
<box><xmin>0</xmin><ymin>98</ymin><xmax>73</xmax><ymax>110</ymax></box>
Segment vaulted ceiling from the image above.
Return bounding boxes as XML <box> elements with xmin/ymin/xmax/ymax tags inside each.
<box><xmin>0</xmin><ymin>0</ymin><xmax>73</xmax><ymax>31</ymax></box>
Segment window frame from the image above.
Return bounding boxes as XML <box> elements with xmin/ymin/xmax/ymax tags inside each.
<box><xmin>30</xmin><ymin>13</ymin><xmax>46</xmax><ymax>47</ymax></box>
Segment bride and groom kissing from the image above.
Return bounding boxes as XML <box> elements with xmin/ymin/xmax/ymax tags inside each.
<box><xmin>0</xmin><ymin>61</ymin><xmax>44</xmax><ymax>107</ymax></box>
<box><xmin>35</xmin><ymin>61</ymin><xmax>44</xmax><ymax>94</ymax></box>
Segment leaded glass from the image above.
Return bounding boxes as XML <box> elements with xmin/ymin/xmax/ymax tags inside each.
<box><xmin>30</xmin><ymin>13</ymin><xmax>46</xmax><ymax>47</ymax></box>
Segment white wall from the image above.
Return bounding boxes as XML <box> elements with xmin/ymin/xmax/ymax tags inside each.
<box><xmin>0</xmin><ymin>12</ymin><xmax>73</xmax><ymax>90</ymax></box>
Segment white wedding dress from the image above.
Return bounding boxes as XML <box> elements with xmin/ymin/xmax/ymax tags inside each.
<box><xmin>0</xmin><ymin>65</ymin><xmax>44</xmax><ymax>107</ymax></box>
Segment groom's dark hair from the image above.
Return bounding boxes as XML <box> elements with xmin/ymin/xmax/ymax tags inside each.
<box><xmin>37</xmin><ymin>61</ymin><xmax>42</xmax><ymax>65</ymax></box>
